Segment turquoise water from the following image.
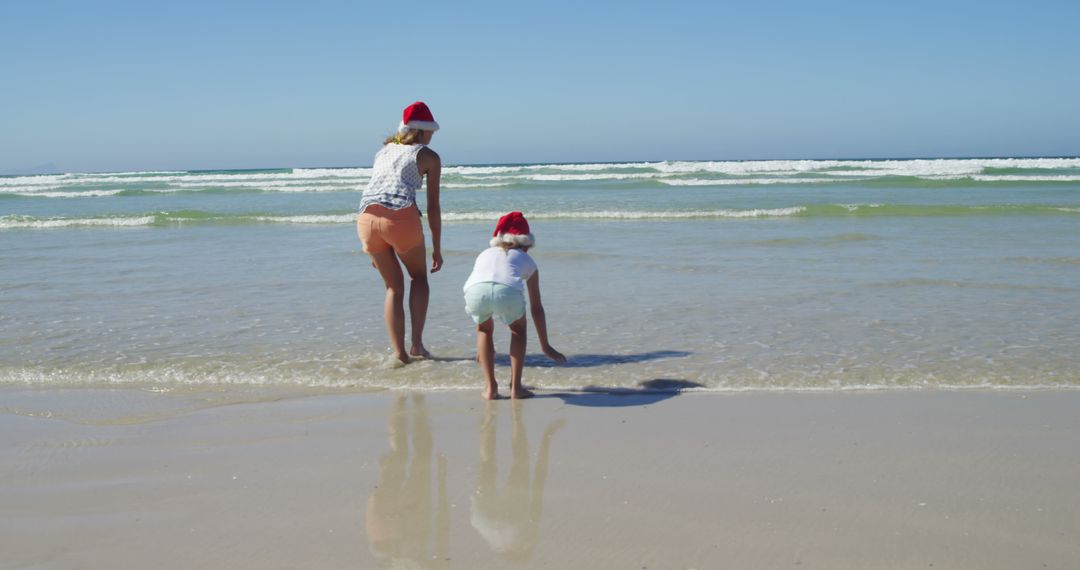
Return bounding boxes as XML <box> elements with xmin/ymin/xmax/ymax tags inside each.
<box><xmin>2</xmin><ymin>158</ymin><xmax>1079</xmax><ymax>391</ymax></box>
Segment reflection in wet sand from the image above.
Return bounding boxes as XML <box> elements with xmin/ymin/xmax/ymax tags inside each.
<box><xmin>471</xmin><ymin>402</ymin><xmax>564</xmax><ymax>563</ymax></box>
<box><xmin>366</xmin><ymin>394</ymin><xmax>449</xmax><ymax>569</ymax></box>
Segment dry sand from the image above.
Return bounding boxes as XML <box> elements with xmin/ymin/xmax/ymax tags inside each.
<box><xmin>2</xmin><ymin>388</ymin><xmax>1079</xmax><ymax>569</ymax></box>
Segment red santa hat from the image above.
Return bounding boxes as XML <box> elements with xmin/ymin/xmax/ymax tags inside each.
<box><xmin>398</xmin><ymin>101</ymin><xmax>440</xmax><ymax>133</ymax></box>
<box><xmin>490</xmin><ymin>211</ymin><xmax>535</xmax><ymax>248</ymax></box>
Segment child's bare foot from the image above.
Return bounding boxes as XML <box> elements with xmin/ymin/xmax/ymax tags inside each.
<box><xmin>409</xmin><ymin>345</ymin><xmax>431</xmax><ymax>359</ymax></box>
<box><xmin>510</xmin><ymin>387</ymin><xmax>535</xmax><ymax>400</ymax></box>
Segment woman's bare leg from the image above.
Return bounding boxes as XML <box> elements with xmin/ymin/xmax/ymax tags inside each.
<box><xmin>368</xmin><ymin>249</ymin><xmax>409</xmax><ymax>363</ymax></box>
<box><xmin>397</xmin><ymin>244</ymin><xmax>431</xmax><ymax>358</ymax></box>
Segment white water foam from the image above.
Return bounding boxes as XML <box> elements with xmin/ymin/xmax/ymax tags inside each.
<box><xmin>171</xmin><ymin>181</ymin><xmax>362</xmax><ymax>191</ymax></box>
<box><xmin>4</xmin><ymin>365</ymin><xmax>1077</xmax><ymax>392</ymax></box>
<box><xmin>443</xmin><ymin>158</ymin><xmax>1080</xmax><ymax>187</ymax></box>
<box><xmin>968</xmin><ymin>175</ymin><xmax>1080</xmax><ymax>182</ymax></box>
<box><xmin>0</xmin><ymin>208</ymin><xmax>814</xmax><ymax>230</ymax></box>
<box><xmin>251</xmin><ymin>214</ymin><xmax>357</xmax><ymax>224</ymax></box>
<box><xmin>0</xmin><ymin>176</ymin><xmax>71</xmax><ymax>188</ymax></box>
<box><xmin>651</xmin><ymin>157</ymin><xmax>1080</xmax><ymax>176</ymax></box>
<box><xmin>508</xmin><ymin>173</ymin><xmax>664</xmax><ymax>182</ymax></box>
<box><xmin>445</xmin><ymin>164</ymin><xmax>648</xmax><ymax>176</ymax></box>
<box><xmin>13</xmin><ymin>203</ymin><xmax>1078</xmax><ymax>230</ymax></box>
<box><xmin>441</xmin><ymin>208</ymin><xmax>806</xmax><ymax>221</ymax></box>
<box><xmin>0</xmin><ymin>171</ymin><xmax>191</xmax><ymax>187</ymax></box>
<box><xmin>839</xmin><ymin>203</ymin><xmax>883</xmax><ymax>212</ymax></box>
<box><xmin>1</xmin><ymin>189</ymin><xmax>127</xmax><ymax>198</ymax></box>
<box><xmin>290</xmin><ymin>167</ymin><xmax>373</xmax><ymax>177</ymax></box>
<box><xmin>660</xmin><ymin>177</ymin><xmax>837</xmax><ymax>186</ymax></box>
<box><xmin>75</xmin><ymin>170</ymin><xmax>188</xmax><ymax>176</ymax></box>
<box><xmin>0</xmin><ymin>215</ymin><xmax>156</xmax><ymax>229</ymax></box>
<box><xmin>7</xmin><ymin>159</ymin><xmax>1079</xmax><ymax>198</ymax></box>
<box><xmin>0</xmin><ymin>169</ymin><xmax>371</xmax><ymax>188</ymax></box>
<box><xmin>442</xmin><ymin>182</ymin><xmax>514</xmax><ymax>189</ymax></box>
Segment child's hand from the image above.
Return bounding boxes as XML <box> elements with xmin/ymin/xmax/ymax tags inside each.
<box><xmin>543</xmin><ymin>345</ymin><xmax>567</xmax><ymax>365</ymax></box>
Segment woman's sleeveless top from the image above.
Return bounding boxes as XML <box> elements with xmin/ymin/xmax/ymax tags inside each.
<box><xmin>358</xmin><ymin>143</ymin><xmax>425</xmax><ymax>213</ymax></box>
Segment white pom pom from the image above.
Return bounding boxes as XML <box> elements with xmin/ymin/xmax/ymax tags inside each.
<box><xmin>490</xmin><ymin>233</ymin><xmax>534</xmax><ymax>248</ymax></box>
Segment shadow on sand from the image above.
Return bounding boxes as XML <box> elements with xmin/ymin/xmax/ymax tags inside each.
<box><xmin>541</xmin><ymin>379</ymin><xmax>705</xmax><ymax>407</ymax></box>
<box><xmin>497</xmin><ymin>350</ymin><xmax>691</xmax><ymax>368</ymax></box>
<box><xmin>428</xmin><ymin>350</ymin><xmax>691</xmax><ymax>368</ymax></box>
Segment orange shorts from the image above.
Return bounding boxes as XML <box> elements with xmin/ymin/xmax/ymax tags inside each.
<box><xmin>357</xmin><ymin>204</ymin><xmax>425</xmax><ymax>254</ymax></box>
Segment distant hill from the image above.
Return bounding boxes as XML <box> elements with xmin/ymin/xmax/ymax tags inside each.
<box><xmin>1</xmin><ymin>163</ymin><xmax>63</xmax><ymax>175</ymax></box>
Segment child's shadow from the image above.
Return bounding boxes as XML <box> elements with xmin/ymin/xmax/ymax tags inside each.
<box><xmin>428</xmin><ymin>350</ymin><xmax>691</xmax><ymax>368</ymax></box>
<box><xmin>541</xmin><ymin>378</ymin><xmax>705</xmax><ymax>407</ymax></box>
<box><xmin>495</xmin><ymin>350</ymin><xmax>691</xmax><ymax>368</ymax></box>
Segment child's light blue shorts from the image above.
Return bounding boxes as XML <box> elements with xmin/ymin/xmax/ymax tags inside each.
<box><xmin>464</xmin><ymin>282</ymin><xmax>526</xmax><ymax>325</ymax></box>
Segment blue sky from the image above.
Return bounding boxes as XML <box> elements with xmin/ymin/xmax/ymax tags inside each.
<box><xmin>2</xmin><ymin>0</ymin><xmax>1078</xmax><ymax>172</ymax></box>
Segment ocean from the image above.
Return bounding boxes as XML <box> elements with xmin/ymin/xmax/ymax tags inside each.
<box><xmin>3</xmin><ymin>157</ymin><xmax>1079</xmax><ymax>395</ymax></box>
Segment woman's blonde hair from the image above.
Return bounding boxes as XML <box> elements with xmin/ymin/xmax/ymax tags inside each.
<box><xmin>383</xmin><ymin>129</ymin><xmax>422</xmax><ymax>145</ymax></box>
<box><xmin>491</xmin><ymin>233</ymin><xmax>535</xmax><ymax>249</ymax></box>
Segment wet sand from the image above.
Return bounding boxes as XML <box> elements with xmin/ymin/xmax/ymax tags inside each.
<box><xmin>2</xmin><ymin>388</ymin><xmax>1079</xmax><ymax>569</ymax></box>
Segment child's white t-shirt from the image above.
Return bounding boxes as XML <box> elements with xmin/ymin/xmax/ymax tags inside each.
<box><xmin>463</xmin><ymin>247</ymin><xmax>538</xmax><ymax>293</ymax></box>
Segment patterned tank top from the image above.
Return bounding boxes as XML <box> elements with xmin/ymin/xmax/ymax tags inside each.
<box><xmin>358</xmin><ymin>143</ymin><xmax>425</xmax><ymax>213</ymax></box>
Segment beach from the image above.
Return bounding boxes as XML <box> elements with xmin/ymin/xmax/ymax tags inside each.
<box><xmin>3</xmin><ymin>159</ymin><xmax>1080</xmax><ymax>391</ymax></box>
<box><xmin>5</xmin><ymin>0</ymin><xmax>1080</xmax><ymax>562</ymax></box>
<box><xmin>2</xmin><ymin>388</ymin><xmax>1078</xmax><ymax>569</ymax></box>
<box><xmin>3</xmin><ymin>158</ymin><xmax>1080</xmax><ymax>567</ymax></box>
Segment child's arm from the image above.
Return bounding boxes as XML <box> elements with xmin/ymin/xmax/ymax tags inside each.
<box><xmin>526</xmin><ymin>270</ymin><xmax>566</xmax><ymax>364</ymax></box>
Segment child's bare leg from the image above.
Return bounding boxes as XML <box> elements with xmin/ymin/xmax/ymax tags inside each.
<box><xmin>508</xmin><ymin>316</ymin><xmax>533</xmax><ymax>399</ymax></box>
<box><xmin>476</xmin><ymin>318</ymin><xmax>498</xmax><ymax>399</ymax></box>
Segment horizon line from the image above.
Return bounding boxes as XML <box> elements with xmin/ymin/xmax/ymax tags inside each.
<box><xmin>4</xmin><ymin>153</ymin><xmax>1079</xmax><ymax>177</ymax></box>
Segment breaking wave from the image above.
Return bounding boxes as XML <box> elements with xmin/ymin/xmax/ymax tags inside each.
<box><xmin>5</xmin><ymin>157</ymin><xmax>1080</xmax><ymax>198</ymax></box>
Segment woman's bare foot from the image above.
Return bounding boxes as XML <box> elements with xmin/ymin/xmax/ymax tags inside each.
<box><xmin>392</xmin><ymin>351</ymin><xmax>411</xmax><ymax>365</ymax></box>
<box><xmin>409</xmin><ymin>345</ymin><xmax>431</xmax><ymax>359</ymax></box>
<box><xmin>510</xmin><ymin>387</ymin><xmax>535</xmax><ymax>400</ymax></box>
<box><xmin>483</xmin><ymin>388</ymin><xmax>500</xmax><ymax>400</ymax></box>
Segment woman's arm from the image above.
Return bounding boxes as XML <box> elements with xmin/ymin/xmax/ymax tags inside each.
<box><xmin>419</xmin><ymin>147</ymin><xmax>443</xmax><ymax>273</ymax></box>
<box><xmin>526</xmin><ymin>271</ymin><xmax>566</xmax><ymax>364</ymax></box>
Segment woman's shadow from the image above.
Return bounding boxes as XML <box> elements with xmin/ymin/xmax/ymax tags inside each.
<box><xmin>365</xmin><ymin>394</ymin><xmax>449</xmax><ymax>569</ymax></box>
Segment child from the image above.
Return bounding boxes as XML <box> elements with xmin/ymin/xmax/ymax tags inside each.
<box><xmin>463</xmin><ymin>212</ymin><xmax>566</xmax><ymax>399</ymax></box>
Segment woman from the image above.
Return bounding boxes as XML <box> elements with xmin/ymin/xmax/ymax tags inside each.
<box><xmin>357</xmin><ymin>101</ymin><xmax>443</xmax><ymax>363</ymax></box>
